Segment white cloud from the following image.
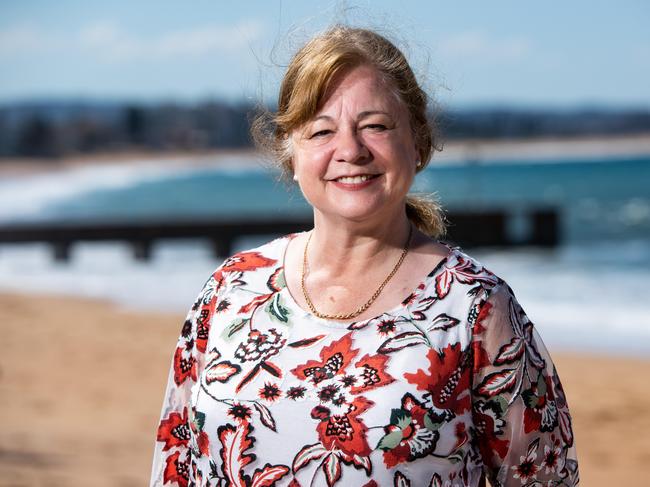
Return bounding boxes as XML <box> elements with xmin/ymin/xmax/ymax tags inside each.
<box><xmin>0</xmin><ymin>24</ymin><xmax>64</xmax><ymax>56</ymax></box>
<box><xmin>78</xmin><ymin>21</ymin><xmax>135</xmax><ymax>60</ymax></box>
<box><xmin>79</xmin><ymin>22</ymin><xmax>121</xmax><ymax>46</ymax></box>
<box><xmin>438</xmin><ymin>31</ymin><xmax>530</xmax><ymax>62</ymax></box>
<box><xmin>157</xmin><ymin>21</ymin><xmax>265</xmax><ymax>55</ymax></box>
<box><xmin>0</xmin><ymin>20</ymin><xmax>266</xmax><ymax>62</ymax></box>
<box><xmin>78</xmin><ymin>20</ymin><xmax>266</xmax><ymax>62</ymax></box>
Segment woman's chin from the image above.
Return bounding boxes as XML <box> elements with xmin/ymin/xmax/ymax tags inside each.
<box><xmin>305</xmin><ymin>183</ymin><xmax>407</xmax><ymax>225</ymax></box>
<box><xmin>317</xmin><ymin>202</ymin><xmax>400</xmax><ymax>226</ymax></box>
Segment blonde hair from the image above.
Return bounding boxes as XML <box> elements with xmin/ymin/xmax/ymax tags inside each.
<box><xmin>252</xmin><ymin>25</ymin><xmax>447</xmax><ymax>237</ymax></box>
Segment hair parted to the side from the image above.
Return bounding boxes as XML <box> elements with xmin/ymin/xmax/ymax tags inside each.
<box><xmin>251</xmin><ymin>24</ymin><xmax>447</xmax><ymax>238</ymax></box>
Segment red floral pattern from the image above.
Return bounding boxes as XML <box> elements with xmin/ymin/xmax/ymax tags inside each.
<box><xmin>157</xmin><ymin>407</ymin><xmax>190</xmax><ymax>452</ymax></box>
<box><xmin>404</xmin><ymin>342</ymin><xmax>471</xmax><ymax>415</ymax></box>
<box><xmin>150</xmin><ymin>235</ymin><xmax>579</xmax><ymax>486</ymax></box>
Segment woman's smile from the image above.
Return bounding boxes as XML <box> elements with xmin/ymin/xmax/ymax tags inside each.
<box><xmin>329</xmin><ymin>173</ymin><xmax>382</xmax><ymax>190</ymax></box>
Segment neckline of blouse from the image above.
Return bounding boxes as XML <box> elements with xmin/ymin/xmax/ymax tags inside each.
<box><xmin>276</xmin><ymin>232</ymin><xmax>460</xmax><ymax>330</ymax></box>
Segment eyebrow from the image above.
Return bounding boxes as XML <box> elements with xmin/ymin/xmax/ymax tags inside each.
<box><xmin>358</xmin><ymin>110</ymin><xmax>390</xmax><ymax>119</ymax></box>
<box><xmin>311</xmin><ymin>111</ymin><xmax>391</xmax><ymax>122</ymax></box>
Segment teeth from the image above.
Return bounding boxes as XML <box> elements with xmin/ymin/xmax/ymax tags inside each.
<box><xmin>336</xmin><ymin>175</ymin><xmax>373</xmax><ymax>184</ymax></box>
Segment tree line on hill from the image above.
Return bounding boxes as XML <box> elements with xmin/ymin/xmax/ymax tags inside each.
<box><xmin>0</xmin><ymin>99</ymin><xmax>649</xmax><ymax>159</ymax></box>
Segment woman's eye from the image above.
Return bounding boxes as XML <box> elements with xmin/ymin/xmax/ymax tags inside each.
<box><xmin>310</xmin><ymin>129</ymin><xmax>332</xmax><ymax>138</ymax></box>
<box><xmin>364</xmin><ymin>124</ymin><xmax>387</xmax><ymax>131</ymax></box>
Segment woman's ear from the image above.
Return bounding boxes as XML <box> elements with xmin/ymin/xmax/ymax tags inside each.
<box><xmin>414</xmin><ymin>141</ymin><xmax>422</xmax><ymax>170</ymax></box>
<box><xmin>288</xmin><ymin>153</ymin><xmax>297</xmax><ymax>181</ymax></box>
<box><xmin>413</xmin><ymin>139</ymin><xmax>421</xmax><ymax>165</ymax></box>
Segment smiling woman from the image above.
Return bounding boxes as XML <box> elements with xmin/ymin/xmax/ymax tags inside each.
<box><xmin>253</xmin><ymin>26</ymin><xmax>445</xmax><ymax>237</ymax></box>
<box><xmin>150</xmin><ymin>25</ymin><xmax>579</xmax><ymax>487</ymax></box>
<box><xmin>290</xmin><ymin>64</ymin><xmax>419</xmax><ymax>228</ymax></box>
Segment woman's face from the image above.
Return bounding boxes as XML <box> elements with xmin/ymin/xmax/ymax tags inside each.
<box><xmin>290</xmin><ymin>64</ymin><xmax>419</xmax><ymax>226</ymax></box>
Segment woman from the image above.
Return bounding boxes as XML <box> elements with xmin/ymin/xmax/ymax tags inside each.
<box><xmin>151</xmin><ymin>26</ymin><xmax>579</xmax><ymax>486</ymax></box>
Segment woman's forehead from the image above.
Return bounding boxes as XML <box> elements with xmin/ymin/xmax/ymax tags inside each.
<box><xmin>313</xmin><ymin>65</ymin><xmax>405</xmax><ymax>119</ymax></box>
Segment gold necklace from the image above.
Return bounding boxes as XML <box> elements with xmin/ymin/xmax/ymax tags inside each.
<box><xmin>301</xmin><ymin>225</ymin><xmax>413</xmax><ymax>321</ymax></box>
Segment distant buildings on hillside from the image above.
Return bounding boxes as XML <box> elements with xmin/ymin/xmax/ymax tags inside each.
<box><xmin>1</xmin><ymin>100</ymin><xmax>649</xmax><ymax>159</ymax></box>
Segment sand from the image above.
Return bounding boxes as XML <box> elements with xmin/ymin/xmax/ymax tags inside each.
<box><xmin>1</xmin><ymin>291</ymin><xmax>649</xmax><ymax>486</ymax></box>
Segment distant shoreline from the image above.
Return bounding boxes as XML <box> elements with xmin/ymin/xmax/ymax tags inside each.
<box><xmin>1</xmin><ymin>133</ymin><xmax>649</xmax><ymax>179</ymax></box>
<box><xmin>0</xmin><ymin>147</ymin><xmax>263</xmax><ymax>179</ymax></box>
<box><xmin>437</xmin><ymin>133</ymin><xmax>650</xmax><ymax>163</ymax></box>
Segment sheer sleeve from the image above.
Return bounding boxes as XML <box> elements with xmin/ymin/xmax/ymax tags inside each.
<box><xmin>470</xmin><ymin>282</ymin><xmax>579</xmax><ymax>486</ymax></box>
<box><xmin>150</xmin><ymin>270</ymin><xmax>221</xmax><ymax>486</ymax></box>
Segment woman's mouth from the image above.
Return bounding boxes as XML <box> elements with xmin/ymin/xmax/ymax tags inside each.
<box><xmin>330</xmin><ymin>173</ymin><xmax>381</xmax><ymax>189</ymax></box>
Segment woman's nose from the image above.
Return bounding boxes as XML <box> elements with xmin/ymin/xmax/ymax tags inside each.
<box><xmin>333</xmin><ymin>129</ymin><xmax>369</xmax><ymax>163</ymax></box>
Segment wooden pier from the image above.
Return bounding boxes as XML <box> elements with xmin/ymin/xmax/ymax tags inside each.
<box><xmin>0</xmin><ymin>208</ymin><xmax>559</xmax><ymax>262</ymax></box>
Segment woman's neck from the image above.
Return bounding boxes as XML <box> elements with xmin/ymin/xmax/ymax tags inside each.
<box><xmin>307</xmin><ymin>209</ymin><xmax>412</xmax><ymax>280</ymax></box>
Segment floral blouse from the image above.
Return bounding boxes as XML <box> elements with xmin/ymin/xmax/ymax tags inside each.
<box><xmin>150</xmin><ymin>234</ymin><xmax>579</xmax><ymax>487</ymax></box>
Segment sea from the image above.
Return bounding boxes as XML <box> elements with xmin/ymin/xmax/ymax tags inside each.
<box><xmin>0</xmin><ymin>151</ymin><xmax>648</xmax><ymax>356</ymax></box>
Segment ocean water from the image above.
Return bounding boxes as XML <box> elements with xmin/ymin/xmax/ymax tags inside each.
<box><xmin>0</xmin><ymin>153</ymin><xmax>648</xmax><ymax>355</ymax></box>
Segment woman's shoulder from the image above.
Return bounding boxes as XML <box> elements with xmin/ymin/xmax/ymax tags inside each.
<box><xmin>215</xmin><ymin>234</ymin><xmax>292</xmax><ymax>274</ymax></box>
<box><xmin>441</xmin><ymin>245</ymin><xmax>537</xmax><ymax>341</ymax></box>
<box><xmin>197</xmin><ymin>233</ymin><xmax>297</xmax><ymax>283</ymax></box>
<box><xmin>426</xmin><ymin>240</ymin><xmax>507</xmax><ymax>300</ymax></box>
<box><xmin>189</xmin><ymin>234</ymin><xmax>293</xmax><ymax>303</ymax></box>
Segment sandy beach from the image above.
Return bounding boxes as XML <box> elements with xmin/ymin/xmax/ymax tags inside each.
<box><xmin>1</xmin><ymin>291</ymin><xmax>648</xmax><ymax>485</ymax></box>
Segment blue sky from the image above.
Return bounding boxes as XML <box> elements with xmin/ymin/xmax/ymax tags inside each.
<box><xmin>1</xmin><ymin>0</ymin><xmax>649</xmax><ymax>107</ymax></box>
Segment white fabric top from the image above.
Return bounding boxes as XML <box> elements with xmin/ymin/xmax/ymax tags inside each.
<box><xmin>150</xmin><ymin>234</ymin><xmax>579</xmax><ymax>487</ymax></box>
